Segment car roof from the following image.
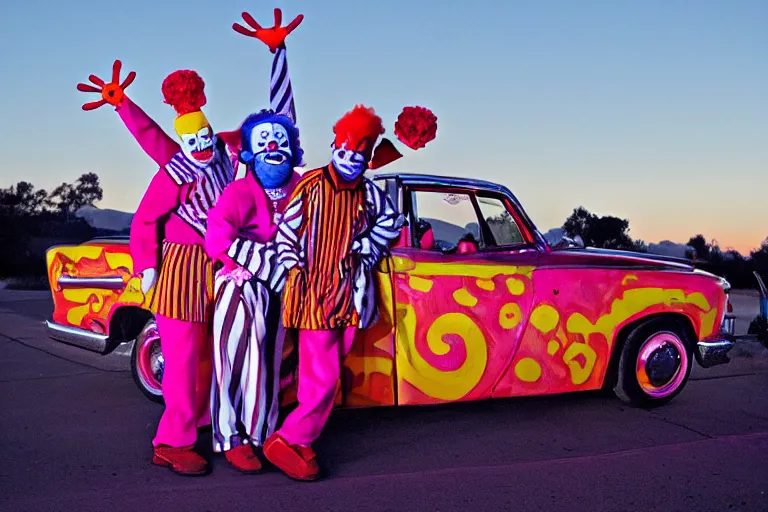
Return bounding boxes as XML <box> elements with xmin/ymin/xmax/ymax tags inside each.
<box><xmin>371</xmin><ymin>172</ymin><xmax>548</xmax><ymax>247</ymax></box>
<box><xmin>371</xmin><ymin>172</ymin><xmax>506</xmax><ymax>193</ymax></box>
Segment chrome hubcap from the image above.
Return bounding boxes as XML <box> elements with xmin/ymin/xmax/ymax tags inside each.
<box><xmin>636</xmin><ymin>332</ymin><xmax>688</xmax><ymax>398</ymax></box>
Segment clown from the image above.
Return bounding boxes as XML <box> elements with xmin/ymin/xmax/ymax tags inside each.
<box><xmin>263</xmin><ymin>104</ymin><xmax>437</xmax><ymax>481</ymax></box>
<box><xmin>198</xmin><ymin>8</ymin><xmax>307</xmax><ymax>473</ymax></box>
<box><xmin>77</xmin><ymin>67</ymin><xmax>236</xmax><ymax>475</ymax></box>
<box><xmin>204</xmin><ymin>109</ymin><xmax>302</xmax><ymax>473</ymax></box>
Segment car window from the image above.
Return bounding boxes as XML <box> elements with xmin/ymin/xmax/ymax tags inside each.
<box><xmin>476</xmin><ymin>195</ymin><xmax>524</xmax><ymax>246</ymax></box>
<box><xmin>410</xmin><ymin>190</ymin><xmax>483</xmax><ymax>250</ymax></box>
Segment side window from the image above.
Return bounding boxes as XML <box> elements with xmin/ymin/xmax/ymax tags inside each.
<box><xmin>410</xmin><ymin>190</ymin><xmax>482</xmax><ymax>251</ymax></box>
<box><xmin>476</xmin><ymin>195</ymin><xmax>524</xmax><ymax>246</ymax></box>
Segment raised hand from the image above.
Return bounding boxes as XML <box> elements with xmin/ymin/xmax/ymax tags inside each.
<box><xmin>76</xmin><ymin>59</ymin><xmax>136</xmax><ymax>111</ymax></box>
<box><xmin>233</xmin><ymin>7</ymin><xmax>304</xmax><ymax>53</ymax></box>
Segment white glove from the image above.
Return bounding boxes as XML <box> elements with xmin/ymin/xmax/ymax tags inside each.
<box><xmin>140</xmin><ymin>268</ymin><xmax>157</xmax><ymax>294</ymax></box>
<box><xmin>216</xmin><ymin>265</ymin><xmax>253</xmax><ymax>287</ymax></box>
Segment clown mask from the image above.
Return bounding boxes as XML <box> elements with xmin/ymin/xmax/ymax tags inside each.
<box><xmin>240</xmin><ymin>122</ymin><xmax>294</xmax><ymax>188</ymax></box>
<box><xmin>330</xmin><ymin>105</ymin><xmax>384</xmax><ymax>182</ymax></box>
<box><xmin>331</xmin><ymin>138</ymin><xmax>374</xmax><ymax>182</ymax></box>
<box><xmin>174</xmin><ymin>111</ymin><xmax>215</xmax><ymax>167</ymax></box>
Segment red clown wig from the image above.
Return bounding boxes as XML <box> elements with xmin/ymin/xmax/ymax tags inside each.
<box><xmin>332</xmin><ymin>105</ymin><xmax>385</xmax><ymax>157</ymax></box>
<box><xmin>161</xmin><ymin>70</ymin><xmax>207</xmax><ymax>116</ymax></box>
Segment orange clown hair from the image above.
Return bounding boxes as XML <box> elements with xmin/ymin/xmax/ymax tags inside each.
<box><xmin>161</xmin><ymin>70</ymin><xmax>207</xmax><ymax>116</ymax></box>
<box><xmin>333</xmin><ymin>105</ymin><xmax>385</xmax><ymax>154</ymax></box>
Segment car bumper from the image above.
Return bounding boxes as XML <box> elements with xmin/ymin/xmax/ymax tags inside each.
<box><xmin>45</xmin><ymin>320</ymin><xmax>135</xmax><ymax>357</ymax></box>
<box><xmin>696</xmin><ymin>314</ymin><xmax>764</xmax><ymax>368</ymax></box>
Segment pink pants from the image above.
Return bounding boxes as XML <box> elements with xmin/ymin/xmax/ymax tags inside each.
<box><xmin>152</xmin><ymin>315</ymin><xmax>213</xmax><ymax>448</ymax></box>
<box><xmin>278</xmin><ymin>327</ymin><xmax>357</xmax><ymax>447</ymax></box>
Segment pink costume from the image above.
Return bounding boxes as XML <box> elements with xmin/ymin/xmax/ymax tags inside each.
<box><xmin>123</xmin><ymin>100</ymin><xmax>236</xmax><ymax>452</ymax></box>
<box><xmin>78</xmin><ymin>63</ymin><xmax>235</xmax><ymax>475</ymax></box>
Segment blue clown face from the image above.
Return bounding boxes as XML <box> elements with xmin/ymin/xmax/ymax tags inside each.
<box><xmin>239</xmin><ymin>110</ymin><xmax>303</xmax><ymax>189</ymax></box>
<box><xmin>242</xmin><ymin>122</ymin><xmax>293</xmax><ymax>188</ymax></box>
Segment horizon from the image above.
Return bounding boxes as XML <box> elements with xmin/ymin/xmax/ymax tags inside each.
<box><xmin>0</xmin><ymin>0</ymin><xmax>765</xmax><ymax>254</ymax></box>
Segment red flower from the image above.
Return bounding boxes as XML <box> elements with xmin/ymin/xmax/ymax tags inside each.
<box><xmin>394</xmin><ymin>106</ymin><xmax>438</xmax><ymax>150</ymax></box>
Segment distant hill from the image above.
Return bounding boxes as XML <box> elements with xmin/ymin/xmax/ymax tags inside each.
<box><xmin>75</xmin><ymin>205</ymin><xmax>132</xmax><ymax>233</ymax></box>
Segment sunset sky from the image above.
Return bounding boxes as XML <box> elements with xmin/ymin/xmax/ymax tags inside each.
<box><xmin>0</xmin><ymin>0</ymin><xmax>765</xmax><ymax>253</ymax></box>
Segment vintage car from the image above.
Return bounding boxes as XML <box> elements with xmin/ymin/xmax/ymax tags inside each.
<box><xmin>45</xmin><ymin>173</ymin><xmax>764</xmax><ymax>410</ymax></box>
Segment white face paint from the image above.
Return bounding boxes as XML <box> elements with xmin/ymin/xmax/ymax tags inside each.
<box><xmin>180</xmin><ymin>126</ymin><xmax>215</xmax><ymax>167</ymax></box>
<box><xmin>331</xmin><ymin>142</ymin><xmax>367</xmax><ymax>181</ymax></box>
<box><xmin>251</xmin><ymin>122</ymin><xmax>292</xmax><ymax>164</ymax></box>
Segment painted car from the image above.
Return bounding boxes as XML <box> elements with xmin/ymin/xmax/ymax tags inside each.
<box><xmin>45</xmin><ymin>173</ymin><xmax>762</xmax><ymax>409</ymax></box>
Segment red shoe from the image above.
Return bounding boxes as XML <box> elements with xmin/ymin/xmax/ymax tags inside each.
<box><xmin>152</xmin><ymin>445</ymin><xmax>208</xmax><ymax>476</ymax></box>
<box><xmin>225</xmin><ymin>444</ymin><xmax>263</xmax><ymax>474</ymax></box>
<box><xmin>263</xmin><ymin>433</ymin><xmax>320</xmax><ymax>481</ymax></box>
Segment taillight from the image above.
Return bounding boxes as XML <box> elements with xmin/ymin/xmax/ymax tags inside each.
<box><xmin>727</xmin><ymin>300</ymin><xmax>733</xmax><ymax>313</ymax></box>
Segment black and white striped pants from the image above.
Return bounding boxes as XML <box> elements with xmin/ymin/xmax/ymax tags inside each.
<box><xmin>210</xmin><ymin>275</ymin><xmax>284</xmax><ymax>452</ymax></box>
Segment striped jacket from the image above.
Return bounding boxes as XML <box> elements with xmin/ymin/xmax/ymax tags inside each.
<box><xmin>272</xmin><ymin>167</ymin><xmax>404</xmax><ymax>330</ymax></box>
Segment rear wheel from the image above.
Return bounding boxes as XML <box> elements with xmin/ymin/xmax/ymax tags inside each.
<box><xmin>130</xmin><ymin>318</ymin><xmax>164</xmax><ymax>404</ymax></box>
<box><xmin>613</xmin><ymin>318</ymin><xmax>693</xmax><ymax>408</ymax></box>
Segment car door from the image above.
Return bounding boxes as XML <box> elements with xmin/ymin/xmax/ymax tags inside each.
<box><xmin>391</xmin><ymin>186</ymin><xmax>539</xmax><ymax>405</ymax></box>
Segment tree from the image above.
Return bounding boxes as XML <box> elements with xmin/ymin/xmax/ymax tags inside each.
<box><xmin>751</xmin><ymin>238</ymin><xmax>768</xmax><ymax>278</ymax></box>
<box><xmin>562</xmin><ymin>207</ymin><xmax>636</xmax><ymax>250</ymax></box>
<box><xmin>50</xmin><ymin>172</ymin><xmax>103</xmax><ymax>215</ymax></box>
<box><xmin>0</xmin><ymin>181</ymin><xmax>52</xmax><ymax>216</ymax></box>
<box><xmin>685</xmin><ymin>234</ymin><xmax>710</xmax><ymax>261</ymax></box>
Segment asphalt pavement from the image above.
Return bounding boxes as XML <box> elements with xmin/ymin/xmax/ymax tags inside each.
<box><xmin>1</xmin><ymin>289</ymin><xmax>766</xmax><ymax>512</ymax></box>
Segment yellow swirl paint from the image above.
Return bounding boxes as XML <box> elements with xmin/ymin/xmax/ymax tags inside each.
<box><xmin>499</xmin><ymin>303</ymin><xmax>523</xmax><ymax>329</ymax></box>
<box><xmin>395</xmin><ymin>306</ymin><xmax>488</xmax><ymax>401</ymax></box>
<box><xmin>116</xmin><ymin>277</ymin><xmax>147</xmax><ymax>306</ymax></box>
<box><xmin>547</xmin><ymin>340</ymin><xmax>560</xmax><ymax>355</ymax></box>
<box><xmin>396</xmin><ymin>260</ymin><xmax>535</xmax><ymax>280</ymax></box>
<box><xmin>530</xmin><ymin>304</ymin><xmax>560</xmax><ymax>334</ymax></box>
<box><xmin>566</xmin><ymin>288</ymin><xmax>712</xmax><ymax>348</ymax></box>
<box><xmin>476</xmin><ymin>279</ymin><xmax>496</xmax><ymax>291</ymax></box>
<box><xmin>562</xmin><ymin>342</ymin><xmax>597</xmax><ymax>385</ymax></box>
<box><xmin>514</xmin><ymin>358</ymin><xmax>542</xmax><ymax>382</ymax></box>
<box><xmin>506</xmin><ymin>278</ymin><xmax>525</xmax><ymax>296</ymax></box>
<box><xmin>453</xmin><ymin>288</ymin><xmax>478</xmax><ymax>307</ymax></box>
<box><xmin>67</xmin><ymin>304</ymin><xmax>92</xmax><ymax>326</ymax></box>
<box><xmin>622</xmin><ymin>274</ymin><xmax>638</xmax><ymax>285</ymax></box>
<box><xmin>392</xmin><ymin>256</ymin><xmax>417</xmax><ymax>272</ymax></box>
<box><xmin>409</xmin><ymin>276</ymin><xmax>433</xmax><ymax>293</ymax></box>
<box><xmin>105</xmin><ymin>252</ymin><xmax>133</xmax><ymax>272</ymax></box>
<box><xmin>63</xmin><ymin>289</ymin><xmax>109</xmax><ymax>324</ymax></box>
<box><xmin>699</xmin><ymin>308</ymin><xmax>717</xmax><ymax>338</ymax></box>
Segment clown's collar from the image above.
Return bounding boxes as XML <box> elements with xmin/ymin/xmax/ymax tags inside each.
<box><xmin>324</xmin><ymin>164</ymin><xmax>363</xmax><ymax>191</ymax></box>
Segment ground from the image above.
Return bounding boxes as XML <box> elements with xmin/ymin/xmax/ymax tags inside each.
<box><xmin>0</xmin><ymin>289</ymin><xmax>766</xmax><ymax>512</ymax></box>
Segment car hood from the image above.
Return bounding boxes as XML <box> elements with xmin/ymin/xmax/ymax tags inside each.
<box><xmin>544</xmin><ymin>247</ymin><xmax>696</xmax><ymax>271</ymax></box>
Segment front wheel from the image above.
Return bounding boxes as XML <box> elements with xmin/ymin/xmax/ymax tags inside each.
<box><xmin>613</xmin><ymin>318</ymin><xmax>693</xmax><ymax>408</ymax></box>
<box><xmin>130</xmin><ymin>318</ymin><xmax>165</xmax><ymax>404</ymax></box>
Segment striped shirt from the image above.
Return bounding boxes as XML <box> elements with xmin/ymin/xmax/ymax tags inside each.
<box><xmin>274</xmin><ymin>166</ymin><xmax>404</xmax><ymax>330</ymax></box>
<box><xmin>164</xmin><ymin>137</ymin><xmax>235</xmax><ymax>237</ymax></box>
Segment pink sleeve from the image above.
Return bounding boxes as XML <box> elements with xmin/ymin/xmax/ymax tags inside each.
<box><xmin>206</xmin><ymin>180</ymin><xmax>278</xmax><ymax>265</ymax></box>
<box><xmin>117</xmin><ymin>96</ymin><xmax>180</xmax><ymax>167</ymax></box>
<box><xmin>205</xmin><ymin>184</ymin><xmax>243</xmax><ymax>265</ymax></box>
<box><xmin>130</xmin><ymin>170</ymin><xmax>182</xmax><ymax>273</ymax></box>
